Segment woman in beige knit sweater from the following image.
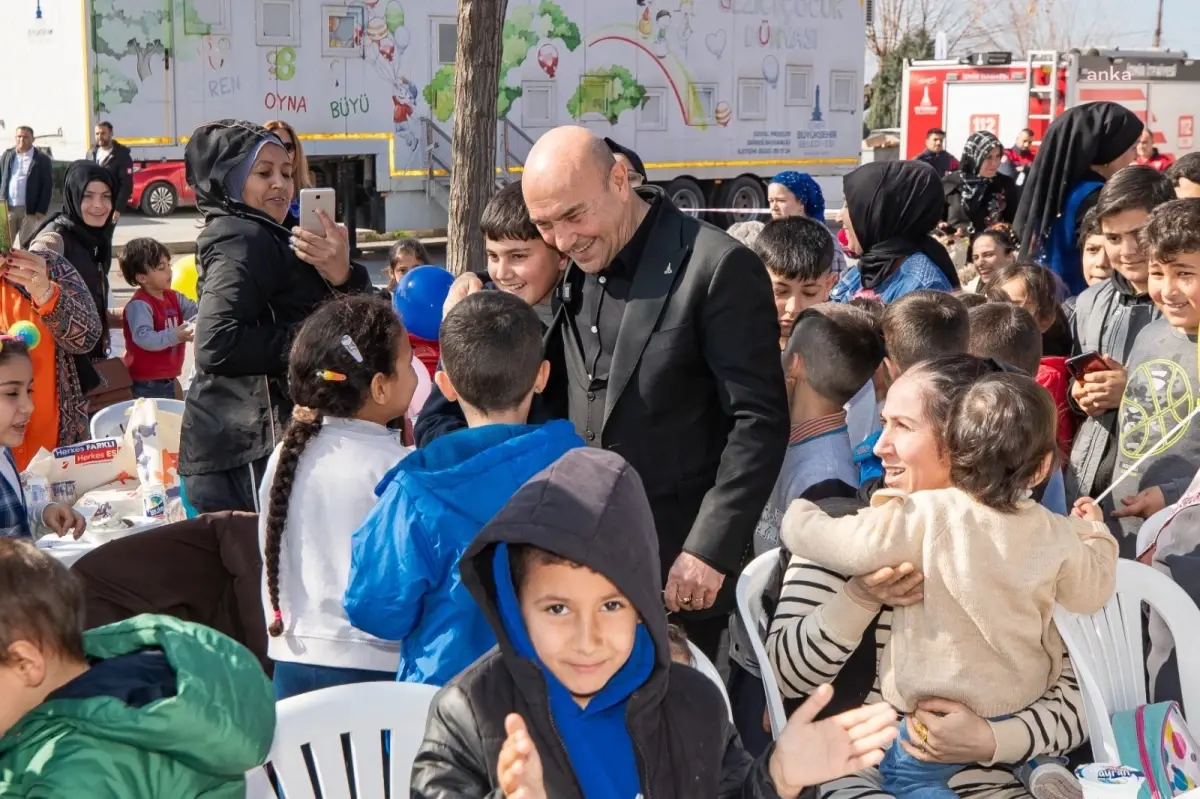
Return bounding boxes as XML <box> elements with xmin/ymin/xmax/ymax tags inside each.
<box><xmin>768</xmin><ymin>355</ymin><xmax>1103</xmax><ymax>799</ymax></box>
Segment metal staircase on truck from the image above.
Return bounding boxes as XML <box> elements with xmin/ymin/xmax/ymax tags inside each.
<box><xmin>422</xmin><ymin>117</ymin><xmax>535</xmax><ymax>211</ymax></box>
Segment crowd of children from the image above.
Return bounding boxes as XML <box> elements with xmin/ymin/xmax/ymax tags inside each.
<box><xmin>6</xmin><ymin>140</ymin><xmax>1200</xmax><ymax>798</ymax></box>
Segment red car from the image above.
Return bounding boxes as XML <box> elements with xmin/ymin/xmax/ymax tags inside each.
<box><xmin>129</xmin><ymin>160</ymin><xmax>194</xmax><ymax>217</ymax></box>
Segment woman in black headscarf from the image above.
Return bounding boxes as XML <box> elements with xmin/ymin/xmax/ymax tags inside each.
<box><xmin>30</xmin><ymin>160</ymin><xmax>116</xmax><ymax>362</ymax></box>
<box><xmin>942</xmin><ymin>130</ymin><xmax>1019</xmax><ymax>241</ymax></box>
<box><xmin>1013</xmin><ymin>102</ymin><xmax>1143</xmax><ymax>296</ymax></box>
<box><xmin>830</xmin><ymin>160</ymin><xmax>959</xmax><ymax>305</ymax></box>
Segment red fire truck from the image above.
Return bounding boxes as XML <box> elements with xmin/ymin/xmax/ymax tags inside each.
<box><xmin>900</xmin><ymin>49</ymin><xmax>1198</xmax><ymax>165</ymax></box>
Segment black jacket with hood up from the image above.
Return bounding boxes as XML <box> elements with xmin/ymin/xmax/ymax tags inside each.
<box><xmin>411</xmin><ymin>448</ymin><xmax>793</xmax><ymax>799</ymax></box>
<box><xmin>178</xmin><ymin>120</ymin><xmax>373</xmax><ymax>475</ymax></box>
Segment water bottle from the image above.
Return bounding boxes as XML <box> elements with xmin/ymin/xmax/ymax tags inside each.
<box><xmin>141</xmin><ymin>482</ymin><xmax>167</xmax><ymax>520</ymax></box>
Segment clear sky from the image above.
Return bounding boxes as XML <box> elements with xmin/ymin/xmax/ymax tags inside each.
<box><xmin>1097</xmin><ymin>0</ymin><xmax>1198</xmax><ymax>55</ymax></box>
<box><xmin>864</xmin><ymin>1</ymin><xmax>1200</xmax><ymax>79</ymax></box>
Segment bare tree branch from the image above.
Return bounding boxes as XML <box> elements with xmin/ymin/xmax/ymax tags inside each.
<box><xmin>870</xmin><ymin>0</ymin><xmax>1120</xmax><ymax>60</ymax></box>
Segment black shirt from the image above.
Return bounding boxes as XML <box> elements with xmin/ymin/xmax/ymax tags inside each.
<box><xmin>578</xmin><ymin>196</ymin><xmax>660</xmax><ymax>381</ymax></box>
<box><xmin>568</xmin><ymin>195</ymin><xmax>661</xmax><ymax>442</ymax></box>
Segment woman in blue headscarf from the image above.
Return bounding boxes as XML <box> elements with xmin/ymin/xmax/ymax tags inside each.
<box><xmin>768</xmin><ymin>171</ymin><xmax>849</xmax><ymax>274</ymax></box>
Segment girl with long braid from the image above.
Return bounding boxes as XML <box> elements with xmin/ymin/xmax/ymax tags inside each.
<box><xmin>259</xmin><ymin>294</ymin><xmax>417</xmax><ymax>700</ymax></box>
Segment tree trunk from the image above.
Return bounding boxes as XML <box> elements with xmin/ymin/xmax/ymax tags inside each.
<box><xmin>445</xmin><ymin>0</ymin><xmax>508</xmax><ymax>276</ymax></box>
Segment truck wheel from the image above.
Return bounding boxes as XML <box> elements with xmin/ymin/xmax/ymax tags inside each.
<box><xmin>664</xmin><ymin>178</ymin><xmax>705</xmax><ymax>219</ymax></box>
<box><xmin>141</xmin><ymin>181</ymin><xmax>177</xmax><ymax>217</ymax></box>
<box><xmin>718</xmin><ymin>176</ymin><xmax>768</xmax><ymax>228</ymax></box>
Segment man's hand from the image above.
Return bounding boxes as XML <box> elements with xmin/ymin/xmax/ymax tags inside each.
<box><xmin>1113</xmin><ymin>486</ymin><xmax>1166</xmax><ymax>520</ymax></box>
<box><xmin>42</xmin><ymin>503</ymin><xmax>86</xmax><ymax>539</ymax></box>
<box><xmin>664</xmin><ymin>551</ymin><xmax>725</xmax><ymax>612</ymax></box>
<box><xmin>497</xmin><ymin>714</ymin><xmax>546</xmax><ymax>799</ymax></box>
<box><xmin>442</xmin><ymin>272</ymin><xmax>484</xmax><ymax>318</ymax></box>
<box><xmin>768</xmin><ymin>684</ymin><xmax>898</xmax><ymax>799</ymax></box>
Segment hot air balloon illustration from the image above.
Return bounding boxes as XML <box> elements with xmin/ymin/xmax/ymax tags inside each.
<box><xmin>393</xmin><ymin>26</ymin><xmax>410</xmax><ymax>58</ymax></box>
<box><xmin>364</xmin><ymin>0</ymin><xmax>379</xmax><ymax>6</ymax></box>
<box><xmin>379</xmin><ymin>36</ymin><xmax>396</xmax><ymax>61</ymax></box>
<box><xmin>366</xmin><ymin>16</ymin><xmax>388</xmax><ymax>43</ymax></box>
<box><xmin>715</xmin><ymin>101</ymin><xmax>732</xmax><ymax>127</ymax></box>
<box><xmin>537</xmin><ymin>43</ymin><xmax>559</xmax><ymax>78</ymax></box>
<box><xmin>385</xmin><ymin>1</ymin><xmax>405</xmax><ymax>35</ymax></box>
<box><xmin>762</xmin><ymin>55</ymin><xmax>779</xmax><ymax>88</ymax></box>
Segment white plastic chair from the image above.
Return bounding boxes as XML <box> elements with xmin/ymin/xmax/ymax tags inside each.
<box><xmin>1054</xmin><ymin>559</ymin><xmax>1200</xmax><ymax>763</ymax></box>
<box><xmin>244</xmin><ymin>681</ymin><xmax>440</xmax><ymax>799</ymax></box>
<box><xmin>686</xmin><ymin>640</ymin><xmax>733</xmax><ymax>720</ymax></box>
<box><xmin>89</xmin><ymin>398</ymin><xmax>186</xmax><ymax>439</ymax></box>
<box><xmin>736</xmin><ymin>549</ymin><xmax>789</xmax><ymax>738</ymax></box>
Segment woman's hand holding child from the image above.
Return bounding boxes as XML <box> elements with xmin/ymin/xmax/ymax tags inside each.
<box><xmin>498</xmin><ymin>714</ymin><xmax>546</xmax><ymax>799</ymax></box>
<box><xmin>42</xmin><ymin>503</ymin><xmax>86</xmax><ymax>539</ymax></box>
<box><xmin>899</xmin><ymin>698</ymin><xmax>998</xmax><ymax>765</ymax></box>
<box><xmin>846</xmin><ymin>563</ymin><xmax>925</xmax><ymax>610</ymax></box>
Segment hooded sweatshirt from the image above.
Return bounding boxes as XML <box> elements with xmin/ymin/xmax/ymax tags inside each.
<box><xmin>0</xmin><ymin>614</ymin><xmax>275</xmax><ymax>798</ymax></box>
<box><xmin>408</xmin><ymin>447</ymin><xmax>777</xmax><ymax>799</ymax></box>
<box><xmin>179</xmin><ymin>120</ymin><xmax>373</xmax><ymax>476</ymax></box>
<box><xmin>343</xmin><ymin>419</ymin><xmax>584</xmax><ymax>685</ymax></box>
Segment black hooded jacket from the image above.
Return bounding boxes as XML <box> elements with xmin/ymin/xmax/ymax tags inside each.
<box><xmin>411</xmin><ymin>448</ymin><xmax>792</xmax><ymax>799</ymax></box>
<box><xmin>178</xmin><ymin>120</ymin><xmax>373</xmax><ymax>475</ymax></box>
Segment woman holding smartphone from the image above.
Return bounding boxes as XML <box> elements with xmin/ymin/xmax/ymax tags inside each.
<box><xmin>178</xmin><ymin>119</ymin><xmax>373</xmax><ymax>514</ymax></box>
<box><xmin>0</xmin><ymin>247</ymin><xmax>102</xmax><ymax>468</ymax></box>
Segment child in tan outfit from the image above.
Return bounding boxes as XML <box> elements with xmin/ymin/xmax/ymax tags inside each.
<box><xmin>780</xmin><ymin>368</ymin><xmax>1118</xmax><ymax>799</ymax></box>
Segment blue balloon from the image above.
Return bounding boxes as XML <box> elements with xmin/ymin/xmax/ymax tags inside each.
<box><xmin>392</xmin><ymin>265</ymin><xmax>455</xmax><ymax>340</ymax></box>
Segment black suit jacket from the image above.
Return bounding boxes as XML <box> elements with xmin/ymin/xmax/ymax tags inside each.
<box><xmin>0</xmin><ymin>146</ymin><xmax>53</xmax><ymax>215</ymax></box>
<box><xmin>413</xmin><ymin>194</ymin><xmax>788</xmax><ymax>612</ymax></box>
<box><xmin>87</xmin><ymin>140</ymin><xmax>135</xmax><ymax>210</ymax></box>
<box><xmin>561</xmin><ymin>194</ymin><xmax>788</xmax><ymax>598</ymax></box>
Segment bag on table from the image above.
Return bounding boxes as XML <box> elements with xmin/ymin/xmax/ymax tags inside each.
<box><xmin>124</xmin><ymin>397</ymin><xmax>182</xmax><ymax>492</ymax></box>
<box><xmin>1114</xmin><ymin>701</ymin><xmax>1200</xmax><ymax>798</ymax></box>
<box><xmin>25</xmin><ymin>437</ymin><xmax>135</xmax><ymax>496</ymax></box>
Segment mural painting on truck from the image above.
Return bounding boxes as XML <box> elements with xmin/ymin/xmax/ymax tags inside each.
<box><xmin>50</xmin><ymin>0</ymin><xmax>863</xmax><ymax>227</ymax></box>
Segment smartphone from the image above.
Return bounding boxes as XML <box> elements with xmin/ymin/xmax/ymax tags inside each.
<box><xmin>1066</xmin><ymin>351</ymin><xmax>1109</xmax><ymax>381</ymax></box>
<box><xmin>0</xmin><ymin>203</ymin><xmax>10</xmax><ymax>255</ymax></box>
<box><xmin>298</xmin><ymin>188</ymin><xmax>336</xmax><ymax>236</ymax></box>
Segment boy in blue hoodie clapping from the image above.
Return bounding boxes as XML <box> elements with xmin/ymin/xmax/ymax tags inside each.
<box><xmin>344</xmin><ymin>291</ymin><xmax>584</xmax><ymax>686</ymax></box>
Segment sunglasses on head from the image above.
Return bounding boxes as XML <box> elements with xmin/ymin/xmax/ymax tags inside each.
<box><xmin>282</xmin><ymin>142</ymin><xmax>296</xmax><ymax>154</ymax></box>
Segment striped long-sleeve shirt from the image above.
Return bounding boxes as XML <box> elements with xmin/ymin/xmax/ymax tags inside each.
<box><xmin>766</xmin><ymin>555</ymin><xmax>1088</xmax><ymax>799</ymax></box>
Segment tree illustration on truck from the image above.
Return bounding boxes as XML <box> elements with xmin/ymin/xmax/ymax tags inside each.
<box><xmin>91</xmin><ymin>0</ymin><xmax>169</xmax><ymax>112</ymax></box>
<box><xmin>567</xmin><ymin>66</ymin><xmax>648</xmax><ymax>125</ymax></box>
<box><xmin>423</xmin><ymin>0</ymin><xmax>582</xmax><ymax>122</ymax></box>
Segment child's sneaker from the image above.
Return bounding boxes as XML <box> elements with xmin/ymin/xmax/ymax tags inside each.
<box><xmin>1014</xmin><ymin>756</ymin><xmax>1083</xmax><ymax>799</ymax></box>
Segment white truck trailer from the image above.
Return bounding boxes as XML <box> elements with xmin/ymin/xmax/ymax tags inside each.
<box><xmin>3</xmin><ymin>0</ymin><xmax>866</xmax><ymax>230</ymax></box>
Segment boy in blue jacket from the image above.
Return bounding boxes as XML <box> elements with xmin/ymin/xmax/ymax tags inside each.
<box><xmin>344</xmin><ymin>291</ymin><xmax>584</xmax><ymax>686</ymax></box>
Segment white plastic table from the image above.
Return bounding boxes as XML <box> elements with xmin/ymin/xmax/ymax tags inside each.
<box><xmin>36</xmin><ymin>518</ymin><xmax>166</xmax><ymax>568</ymax></box>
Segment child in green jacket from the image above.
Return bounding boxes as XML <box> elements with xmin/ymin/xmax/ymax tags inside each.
<box><xmin>0</xmin><ymin>539</ymin><xmax>276</xmax><ymax>798</ymax></box>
